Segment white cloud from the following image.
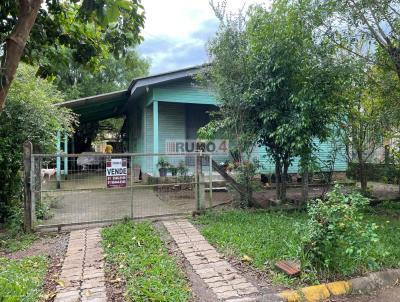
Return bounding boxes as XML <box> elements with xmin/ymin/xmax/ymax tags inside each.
<box><xmin>139</xmin><ymin>0</ymin><xmax>271</xmax><ymax>74</ymax></box>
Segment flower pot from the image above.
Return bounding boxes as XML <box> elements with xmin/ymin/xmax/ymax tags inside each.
<box><xmin>159</xmin><ymin>168</ymin><xmax>168</xmax><ymax>177</ymax></box>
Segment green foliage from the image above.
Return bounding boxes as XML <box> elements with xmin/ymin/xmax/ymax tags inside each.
<box><xmin>233</xmin><ymin>159</ymin><xmax>259</xmax><ymax>207</ymax></box>
<box><xmin>157</xmin><ymin>157</ymin><xmax>170</xmax><ymax>169</ymax></box>
<box><xmin>102</xmin><ymin>221</ymin><xmax>190</xmax><ymax>302</ymax></box>
<box><xmin>56</xmin><ymin>50</ymin><xmax>150</xmax><ymax>100</ymax></box>
<box><xmin>0</xmin><ymin>231</ymin><xmax>37</xmax><ymax>253</ymax></box>
<box><xmin>0</xmin><ymin>64</ymin><xmax>76</xmax><ymax>223</ymax></box>
<box><xmin>168</xmin><ymin>165</ymin><xmax>178</xmax><ymax>176</ymax></box>
<box><xmin>302</xmin><ymin>186</ymin><xmax>382</xmax><ymax>277</ymax></box>
<box><xmin>0</xmin><ymin>256</ymin><xmax>47</xmax><ymax>301</ymax></box>
<box><xmin>194</xmin><ymin>210</ymin><xmax>306</xmax><ymax>269</ymax></box>
<box><xmin>35</xmin><ymin>194</ymin><xmax>57</xmax><ymax>221</ymax></box>
<box><xmin>205</xmin><ymin>1</ymin><xmax>349</xmax><ymax>200</ymax></box>
<box><xmin>1</xmin><ymin>0</ymin><xmax>145</xmax><ymax>80</ymax></box>
<box><xmin>177</xmin><ymin>162</ymin><xmax>189</xmax><ymax>176</ymax></box>
<box><xmin>194</xmin><ymin>206</ymin><xmax>400</xmax><ymax>285</ymax></box>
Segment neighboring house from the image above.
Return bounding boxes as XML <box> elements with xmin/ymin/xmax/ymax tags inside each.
<box><xmin>58</xmin><ymin>65</ymin><xmax>347</xmax><ymax>176</ymax></box>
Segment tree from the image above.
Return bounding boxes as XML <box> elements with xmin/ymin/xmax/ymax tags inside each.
<box><xmin>306</xmin><ymin>1</ymin><xmax>400</xmax><ymax>78</ymax></box>
<box><xmin>56</xmin><ymin>49</ymin><xmax>150</xmax><ymax>100</ymax></box>
<box><xmin>205</xmin><ymin>1</ymin><xmax>348</xmax><ymax>201</ymax></box>
<box><xmin>198</xmin><ymin>2</ymin><xmax>260</xmax><ymax>207</ymax></box>
<box><xmin>340</xmin><ymin>63</ymin><xmax>394</xmax><ymax>195</ymax></box>
<box><xmin>0</xmin><ymin>0</ymin><xmax>145</xmax><ymax>110</ymax></box>
<box><xmin>0</xmin><ymin>63</ymin><xmax>76</xmax><ymax>223</ymax></box>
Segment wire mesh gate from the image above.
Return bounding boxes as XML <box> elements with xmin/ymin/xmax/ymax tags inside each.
<box><xmin>28</xmin><ymin>152</ymin><xmax>225</xmax><ymax>229</ymax></box>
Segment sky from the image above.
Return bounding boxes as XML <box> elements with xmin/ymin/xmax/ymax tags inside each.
<box><xmin>138</xmin><ymin>0</ymin><xmax>271</xmax><ymax>74</ymax></box>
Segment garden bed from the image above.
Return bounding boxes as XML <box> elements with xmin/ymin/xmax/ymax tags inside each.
<box><xmin>101</xmin><ymin>220</ymin><xmax>191</xmax><ymax>302</ymax></box>
<box><xmin>193</xmin><ymin>203</ymin><xmax>400</xmax><ymax>288</ymax></box>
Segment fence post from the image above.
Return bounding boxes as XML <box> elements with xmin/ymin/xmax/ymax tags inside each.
<box><xmin>209</xmin><ymin>154</ymin><xmax>213</xmax><ymax>208</ymax></box>
<box><xmin>195</xmin><ymin>153</ymin><xmax>205</xmax><ymax>211</ymax></box>
<box><xmin>23</xmin><ymin>141</ymin><xmax>33</xmax><ymax>233</ymax></box>
<box><xmin>130</xmin><ymin>155</ymin><xmax>134</xmax><ymax>219</ymax></box>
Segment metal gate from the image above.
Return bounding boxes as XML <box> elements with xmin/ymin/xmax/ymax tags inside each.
<box><xmin>25</xmin><ymin>150</ymin><xmax>226</xmax><ymax>230</ymax></box>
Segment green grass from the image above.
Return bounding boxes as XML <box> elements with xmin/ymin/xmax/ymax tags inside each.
<box><xmin>194</xmin><ymin>210</ymin><xmax>306</xmax><ymax>268</ymax></box>
<box><xmin>0</xmin><ymin>231</ymin><xmax>37</xmax><ymax>253</ymax></box>
<box><xmin>193</xmin><ymin>205</ymin><xmax>400</xmax><ymax>283</ymax></box>
<box><xmin>0</xmin><ymin>256</ymin><xmax>48</xmax><ymax>301</ymax></box>
<box><xmin>102</xmin><ymin>220</ymin><xmax>190</xmax><ymax>302</ymax></box>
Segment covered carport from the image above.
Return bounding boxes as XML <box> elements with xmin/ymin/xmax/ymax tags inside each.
<box><xmin>54</xmin><ymin>90</ymin><xmax>129</xmax><ymax>179</ymax></box>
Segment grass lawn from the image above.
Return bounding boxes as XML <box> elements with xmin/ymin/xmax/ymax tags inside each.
<box><xmin>102</xmin><ymin>220</ymin><xmax>191</xmax><ymax>302</ymax></box>
<box><xmin>193</xmin><ymin>204</ymin><xmax>400</xmax><ymax>285</ymax></box>
<box><xmin>0</xmin><ymin>256</ymin><xmax>48</xmax><ymax>301</ymax></box>
<box><xmin>0</xmin><ymin>231</ymin><xmax>37</xmax><ymax>253</ymax></box>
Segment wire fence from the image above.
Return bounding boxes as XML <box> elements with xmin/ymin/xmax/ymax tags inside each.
<box><xmin>30</xmin><ymin>152</ymin><xmax>228</xmax><ymax>228</ymax></box>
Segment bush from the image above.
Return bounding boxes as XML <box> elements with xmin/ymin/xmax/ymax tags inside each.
<box><xmin>346</xmin><ymin>162</ymin><xmax>398</xmax><ymax>183</ymax></box>
<box><xmin>233</xmin><ymin>159</ymin><xmax>259</xmax><ymax>207</ymax></box>
<box><xmin>0</xmin><ymin>64</ymin><xmax>75</xmax><ymax>224</ymax></box>
<box><xmin>302</xmin><ymin>186</ymin><xmax>382</xmax><ymax>277</ymax></box>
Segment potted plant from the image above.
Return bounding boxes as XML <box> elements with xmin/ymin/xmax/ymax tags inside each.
<box><xmin>169</xmin><ymin>165</ymin><xmax>178</xmax><ymax>176</ymax></box>
<box><xmin>157</xmin><ymin>157</ymin><xmax>170</xmax><ymax>177</ymax></box>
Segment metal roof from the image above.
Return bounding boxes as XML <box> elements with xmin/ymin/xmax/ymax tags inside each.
<box><xmin>56</xmin><ymin>64</ymin><xmax>207</xmax><ymax>122</ymax></box>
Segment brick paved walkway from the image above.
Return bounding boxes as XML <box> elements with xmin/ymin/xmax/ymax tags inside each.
<box><xmin>163</xmin><ymin>219</ymin><xmax>259</xmax><ymax>301</ymax></box>
<box><xmin>54</xmin><ymin>228</ymin><xmax>106</xmax><ymax>302</ymax></box>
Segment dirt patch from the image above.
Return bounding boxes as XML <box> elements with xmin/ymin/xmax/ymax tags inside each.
<box><xmin>1</xmin><ymin>232</ymin><xmax>68</xmax><ymax>302</ymax></box>
<box><xmin>3</xmin><ymin>233</ymin><xmax>68</xmax><ymax>259</ymax></box>
<box><xmin>104</xmin><ymin>256</ymin><xmax>126</xmax><ymax>302</ymax></box>
<box><xmin>223</xmin><ymin>255</ymin><xmax>288</xmax><ymax>295</ymax></box>
<box><xmin>155</xmin><ymin>221</ymin><xmax>217</xmax><ymax>302</ymax></box>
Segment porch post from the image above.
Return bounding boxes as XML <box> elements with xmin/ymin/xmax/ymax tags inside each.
<box><xmin>56</xmin><ymin>129</ymin><xmax>61</xmax><ymax>189</ymax></box>
<box><xmin>153</xmin><ymin>100</ymin><xmax>159</xmax><ymax>175</ymax></box>
<box><xmin>63</xmin><ymin>130</ymin><xmax>68</xmax><ymax>178</ymax></box>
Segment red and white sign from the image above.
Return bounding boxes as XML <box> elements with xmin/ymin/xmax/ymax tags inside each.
<box><xmin>106</xmin><ymin>158</ymin><xmax>127</xmax><ymax>188</ymax></box>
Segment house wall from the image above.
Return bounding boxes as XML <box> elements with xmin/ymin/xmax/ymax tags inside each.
<box><xmin>152</xmin><ymin>79</ymin><xmax>217</xmax><ymax>105</ymax></box>
<box><xmin>138</xmin><ymin>101</ymin><xmax>188</xmax><ymax>173</ymax></box>
<box><xmin>128</xmin><ymin>82</ymin><xmax>348</xmax><ymax>175</ymax></box>
<box><xmin>252</xmin><ymin>140</ymin><xmax>347</xmax><ymax>174</ymax></box>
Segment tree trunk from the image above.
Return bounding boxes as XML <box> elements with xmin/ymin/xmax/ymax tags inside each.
<box><xmin>302</xmin><ymin>169</ymin><xmax>309</xmax><ymax>202</ymax></box>
<box><xmin>275</xmin><ymin>160</ymin><xmax>282</xmax><ymax>201</ymax></box>
<box><xmin>281</xmin><ymin>159</ymin><xmax>289</xmax><ymax>201</ymax></box>
<box><xmin>357</xmin><ymin>150</ymin><xmax>368</xmax><ymax>195</ymax></box>
<box><xmin>0</xmin><ymin>0</ymin><xmax>42</xmax><ymax>111</ymax></box>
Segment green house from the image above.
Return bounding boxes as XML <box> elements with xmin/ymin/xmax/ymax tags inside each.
<box><xmin>59</xmin><ymin>65</ymin><xmax>347</xmax><ymax>176</ymax></box>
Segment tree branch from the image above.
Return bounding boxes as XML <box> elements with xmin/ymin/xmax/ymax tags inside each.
<box><xmin>0</xmin><ymin>0</ymin><xmax>42</xmax><ymax>111</ymax></box>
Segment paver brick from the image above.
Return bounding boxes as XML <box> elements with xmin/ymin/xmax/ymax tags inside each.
<box><xmin>81</xmin><ymin>277</ymin><xmax>106</xmax><ymax>289</ymax></box>
<box><xmin>55</xmin><ymin>228</ymin><xmax>107</xmax><ymax>302</ymax></box>
<box><xmin>237</xmin><ymin>287</ymin><xmax>258</xmax><ymax>295</ymax></box>
<box><xmin>54</xmin><ymin>290</ymin><xmax>80</xmax><ymax>301</ymax></box>
<box><xmin>163</xmin><ymin>219</ymin><xmax>259</xmax><ymax>300</ymax></box>
<box><xmin>214</xmin><ymin>285</ymin><xmax>235</xmax><ymax>293</ymax></box>
<box><xmin>216</xmin><ymin>290</ymin><xmax>240</xmax><ymax>299</ymax></box>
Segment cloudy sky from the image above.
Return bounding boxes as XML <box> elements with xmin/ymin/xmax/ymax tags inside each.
<box><xmin>138</xmin><ymin>0</ymin><xmax>270</xmax><ymax>74</ymax></box>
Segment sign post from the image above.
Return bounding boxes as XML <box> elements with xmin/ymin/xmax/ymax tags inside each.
<box><xmin>106</xmin><ymin>158</ymin><xmax>127</xmax><ymax>188</ymax></box>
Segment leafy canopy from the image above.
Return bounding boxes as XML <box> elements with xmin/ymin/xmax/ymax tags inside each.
<box><xmin>0</xmin><ymin>0</ymin><xmax>145</xmax><ymax>78</ymax></box>
<box><xmin>0</xmin><ymin>64</ymin><xmax>76</xmax><ymax>222</ymax></box>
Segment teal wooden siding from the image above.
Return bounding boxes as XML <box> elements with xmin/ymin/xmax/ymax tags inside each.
<box><xmin>128</xmin><ymin>83</ymin><xmax>348</xmax><ymax>175</ymax></box>
<box><xmin>159</xmin><ymin>103</ymin><xmax>186</xmax><ymax>152</ymax></box>
<box><xmin>252</xmin><ymin>139</ymin><xmax>347</xmax><ymax>174</ymax></box>
<box><xmin>152</xmin><ymin>79</ymin><xmax>217</xmax><ymax>105</ymax></box>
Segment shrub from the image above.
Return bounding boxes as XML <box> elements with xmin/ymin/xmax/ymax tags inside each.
<box><xmin>302</xmin><ymin>186</ymin><xmax>381</xmax><ymax>277</ymax></box>
<box><xmin>0</xmin><ymin>64</ymin><xmax>76</xmax><ymax>224</ymax></box>
<box><xmin>233</xmin><ymin>159</ymin><xmax>259</xmax><ymax>207</ymax></box>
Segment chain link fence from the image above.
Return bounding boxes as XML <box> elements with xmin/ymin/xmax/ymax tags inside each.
<box><xmin>28</xmin><ymin>152</ymin><xmax>228</xmax><ymax>229</ymax></box>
